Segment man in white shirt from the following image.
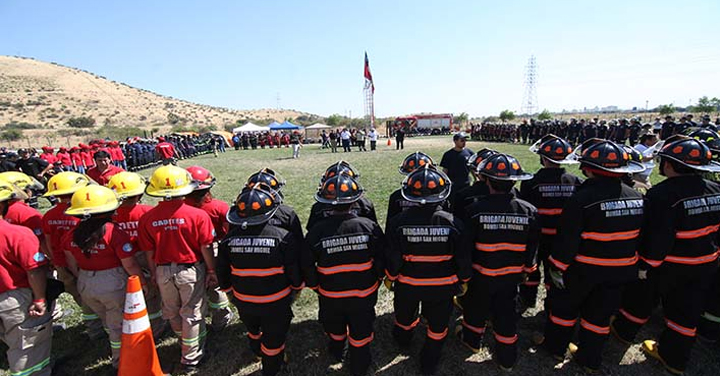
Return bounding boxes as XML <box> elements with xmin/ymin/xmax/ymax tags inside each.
<box><xmin>340</xmin><ymin>128</ymin><xmax>352</xmax><ymax>152</ymax></box>
<box><xmin>633</xmin><ymin>132</ymin><xmax>658</xmax><ymax>186</ymax></box>
<box><xmin>368</xmin><ymin>128</ymin><xmax>379</xmax><ymax>151</ymax></box>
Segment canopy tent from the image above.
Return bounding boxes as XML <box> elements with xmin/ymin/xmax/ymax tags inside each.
<box><xmin>305</xmin><ymin>123</ymin><xmax>332</xmax><ymax>130</ymax></box>
<box><xmin>232</xmin><ymin>122</ymin><xmax>270</xmax><ymax>133</ymax></box>
<box><xmin>269</xmin><ymin>121</ymin><xmax>303</xmax><ymax>130</ymax></box>
<box><xmin>267</xmin><ymin>121</ymin><xmax>281</xmax><ymax>129</ymax></box>
<box><xmin>208</xmin><ymin>130</ymin><xmax>234</xmax><ymax>147</ymax></box>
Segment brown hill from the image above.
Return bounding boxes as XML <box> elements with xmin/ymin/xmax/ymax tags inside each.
<box><xmin>0</xmin><ymin>55</ymin><xmax>317</xmax><ymax>143</ymax></box>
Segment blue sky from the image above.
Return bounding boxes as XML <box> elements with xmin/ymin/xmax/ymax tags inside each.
<box><xmin>2</xmin><ymin>0</ymin><xmax>719</xmax><ymax>118</ymax></box>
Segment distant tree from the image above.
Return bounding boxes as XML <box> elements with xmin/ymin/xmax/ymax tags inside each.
<box><xmin>455</xmin><ymin>112</ymin><xmax>469</xmax><ymax>126</ymax></box>
<box><xmin>711</xmin><ymin>97</ymin><xmax>720</xmax><ymax>113</ymax></box>
<box><xmin>67</xmin><ymin>116</ymin><xmax>96</xmax><ymax>128</ymax></box>
<box><xmin>167</xmin><ymin>113</ymin><xmax>181</xmax><ymax>125</ymax></box>
<box><xmin>657</xmin><ymin>104</ymin><xmax>675</xmax><ymax>115</ymax></box>
<box><xmin>537</xmin><ymin>109</ymin><xmax>553</xmax><ymax>121</ymax></box>
<box><xmin>1</xmin><ymin>129</ymin><xmax>23</xmax><ymax>141</ymax></box>
<box><xmin>695</xmin><ymin>96</ymin><xmax>715</xmax><ymax>113</ymax></box>
<box><xmin>499</xmin><ymin>110</ymin><xmax>516</xmax><ymax>123</ymax></box>
<box><xmin>326</xmin><ymin>114</ymin><xmax>343</xmax><ymax>127</ymax></box>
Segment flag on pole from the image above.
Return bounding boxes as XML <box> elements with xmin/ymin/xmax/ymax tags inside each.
<box><xmin>364</xmin><ymin>52</ymin><xmax>374</xmax><ymax>93</ymax></box>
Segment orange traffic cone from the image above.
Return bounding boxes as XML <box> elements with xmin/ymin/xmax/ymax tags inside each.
<box><xmin>387</xmin><ymin>138</ymin><xmax>392</xmax><ymax>146</ymax></box>
<box><xmin>118</xmin><ymin>275</ymin><xmax>165</xmax><ymax>376</ymax></box>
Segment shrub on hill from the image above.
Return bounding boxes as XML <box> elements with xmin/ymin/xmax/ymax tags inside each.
<box><xmin>67</xmin><ymin>116</ymin><xmax>96</xmax><ymax>128</ymax></box>
<box><xmin>1</xmin><ymin>129</ymin><xmax>23</xmax><ymax>141</ymax></box>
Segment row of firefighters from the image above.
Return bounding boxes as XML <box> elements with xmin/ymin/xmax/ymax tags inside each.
<box><xmin>2</xmin><ymin>130</ymin><xmax>720</xmax><ymax>376</ymax></box>
<box><xmin>4</xmin><ymin>134</ymin><xmax>220</xmax><ymax>176</ymax></box>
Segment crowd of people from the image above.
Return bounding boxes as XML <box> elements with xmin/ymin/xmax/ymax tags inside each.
<box><xmin>472</xmin><ymin>113</ymin><xmax>719</xmax><ymax>145</ymax></box>
<box><xmin>2</xmin><ymin>122</ymin><xmax>720</xmax><ymax>376</ymax></box>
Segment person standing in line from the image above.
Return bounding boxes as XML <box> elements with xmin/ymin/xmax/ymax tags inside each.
<box><xmin>107</xmin><ymin>171</ymin><xmax>166</xmax><ymax>338</ymax></box>
<box><xmin>341</xmin><ymin>128</ymin><xmax>352</xmax><ymax>152</ymax></box>
<box><xmin>302</xmin><ymin>173</ymin><xmax>385</xmax><ymax>376</ymax></box>
<box><xmin>395</xmin><ymin>126</ymin><xmax>405</xmax><ymax>150</ymax></box>
<box><xmin>458</xmin><ymin>153</ymin><xmax>538</xmax><ymax>371</ymax></box>
<box><xmin>385</xmin><ymin>165</ymin><xmax>471</xmax><ymax>374</ymax></box>
<box><xmin>356</xmin><ymin>128</ymin><xmax>367</xmax><ymax>152</ymax></box>
<box><xmin>0</xmin><ymin>179</ymin><xmax>53</xmax><ymax>376</ymax></box>
<box><xmin>184</xmin><ymin>166</ymin><xmax>234</xmax><ymax>332</ymax></box>
<box><xmin>138</xmin><ymin>165</ymin><xmax>216</xmax><ymax>371</ymax></box>
<box><xmin>368</xmin><ymin>128</ymin><xmax>379</xmax><ymax>151</ymax></box>
<box><xmin>611</xmin><ymin>137</ymin><xmax>720</xmax><ymax>375</ymax></box>
<box><xmin>440</xmin><ymin>132</ymin><xmax>474</xmax><ymax>206</ymax></box>
<box><xmin>290</xmin><ymin>132</ymin><xmax>303</xmax><ymax>159</ymax></box>
<box><xmin>86</xmin><ymin>151</ymin><xmax>124</xmax><ymax>186</ymax></box>
<box><xmin>155</xmin><ymin>136</ymin><xmax>178</xmax><ymax>165</ymax></box>
<box><xmin>42</xmin><ymin>172</ymin><xmax>107</xmax><ymax>338</ymax></box>
<box><xmin>329</xmin><ymin>130</ymin><xmax>338</xmax><ymax>153</ymax></box>
<box><xmin>219</xmin><ymin>186</ymin><xmax>302</xmax><ymax>376</ymax></box>
<box><xmin>540</xmin><ymin>140</ymin><xmax>645</xmax><ymax>372</ymax></box>
<box><xmin>62</xmin><ymin>185</ymin><xmax>146</xmax><ymax>369</ymax></box>
<box><xmin>517</xmin><ymin>135</ymin><xmax>582</xmax><ymax>312</ymax></box>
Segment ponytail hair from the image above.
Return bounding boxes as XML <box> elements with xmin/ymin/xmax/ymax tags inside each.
<box><xmin>73</xmin><ymin>216</ymin><xmax>112</xmax><ymax>258</ymax></box>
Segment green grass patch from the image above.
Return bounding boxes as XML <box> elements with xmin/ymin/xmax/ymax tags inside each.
<box><xmin>6</xmin><ymin>136</ymin><xmax>717</xmax><ymax>376</ymax></box>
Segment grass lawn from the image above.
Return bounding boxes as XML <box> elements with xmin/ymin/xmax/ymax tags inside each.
<box><xmin>5</xmin><ymin>136</ymin><xmax>719</xmax><ymax>376</ymax></box>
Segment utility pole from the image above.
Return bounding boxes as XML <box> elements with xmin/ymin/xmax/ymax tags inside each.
<box><xmin>276</xmin><ymin>92</ymin><xmax>281</xmax><ymax>110</ymax></box>
<box><xmin>520</xmin><ymin>55</ymin><xmax>538</xmax><ymax>115</ymax></box>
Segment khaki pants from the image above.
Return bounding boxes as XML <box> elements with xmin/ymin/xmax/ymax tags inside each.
<box><xmin>77</xmin><ymin>267</ymin><xmax>127</xmax><ymax>367</ymax></box>
<box><xmin>56</xmin><ymin>267</ymin><xmax>104</xmax><ymax>335</ymax></box>
<box><xmin>208</xmin><ymin>288</ymin><xmax>231</xmax><ymax>328</ymax></box>
<box><xmin>157</xmin><ymin>263</ymin><xmax>207</xmax><ymax>366</ymax></box>
<box><xmin>0</xmin><ymin>288</ymin><xmax>52</xmax><ymax>376</ymax></box>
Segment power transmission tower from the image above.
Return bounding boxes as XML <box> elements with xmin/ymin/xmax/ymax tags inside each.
<box><xmin>521</xmin><ymin>55</ymin><xmax>538</xmax><ymax>115</ymax></box>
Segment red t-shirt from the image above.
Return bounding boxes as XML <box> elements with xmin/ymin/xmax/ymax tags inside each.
<box><xmin>111</xmin><ymin>146</ymin><xmax>126</xmax><ymax>161</ymax></box>
<box><xmin>155</xmin><ymin>142</ymin><xmax>175</xmax><ymax>159</ymax></box>
<box><xmin>185</xmin><ymin>197</ymin><xmax>229</xmax><ymax>240</ymax></box>
<box><xmin>114</xmin><ymin>204</ymin><xmax>153</xmax><ymax>246</ymax></box>
<box><xmin>86</xmin><ymin>164</ymin><xmax>125</xmax><ymax>186</ymax></box>
<box><xmin>56</xmin><ymin>152</ymin><xmax>72</xmax><ymax>167</ymax></box>
<box><xmin>6</xmin><ymin>201</ymin><xmax>44</xmax><ymax>239</ymax></box>
<box><xmin>71</xmin><ymin>152</ymin><xmax>83</xmax><ymax>166</ymax></box>
<box><xmin>81</xmin><ymin>151</ymin><xmax>94</xmax><ymax>167</ymax></box>
<box><xmin>138</xmin><ymin>200</ymin><xmax>215</xmax><ymax>264</ymax></box>
<box><xmin>40</xmin><ymin>153</ymin><xmax>57</xmax><ymax>165</ymax></box>
<box><xmin>0</xmin><ymin>220</ymin><xmax>45</xmax><ymax>293</ymax></box>
<box><xmin>41</xmin><ymin>203</ymin><xmax>80</xmax><ymax>268</ymax></box>
<box><xmin>61</xmin><ymin>223</ymin><xmax>136</xmax><ymax>271</ymax></box>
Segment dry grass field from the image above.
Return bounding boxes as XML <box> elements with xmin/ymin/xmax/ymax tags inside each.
<box><xmin>3</xmin><ymin>136</ymin><xmax>719</xmax><ymax>376</ymax></box>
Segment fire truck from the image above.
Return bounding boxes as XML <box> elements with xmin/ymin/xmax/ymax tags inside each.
<box><xmin>386</xmin><ymin>113</ymin><xmax>454</xmax><ymax>136</ymax></box>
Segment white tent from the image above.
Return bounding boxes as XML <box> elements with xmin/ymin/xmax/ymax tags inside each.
<box><xmin>232</xmin><ymin>122</ymin><xmax>270</xmax><ymax>133</ymax></box>
<box><xmin>305</xmin><ymin>123</ymin><xmax>332</xmax><ymax>130</ymax></box>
